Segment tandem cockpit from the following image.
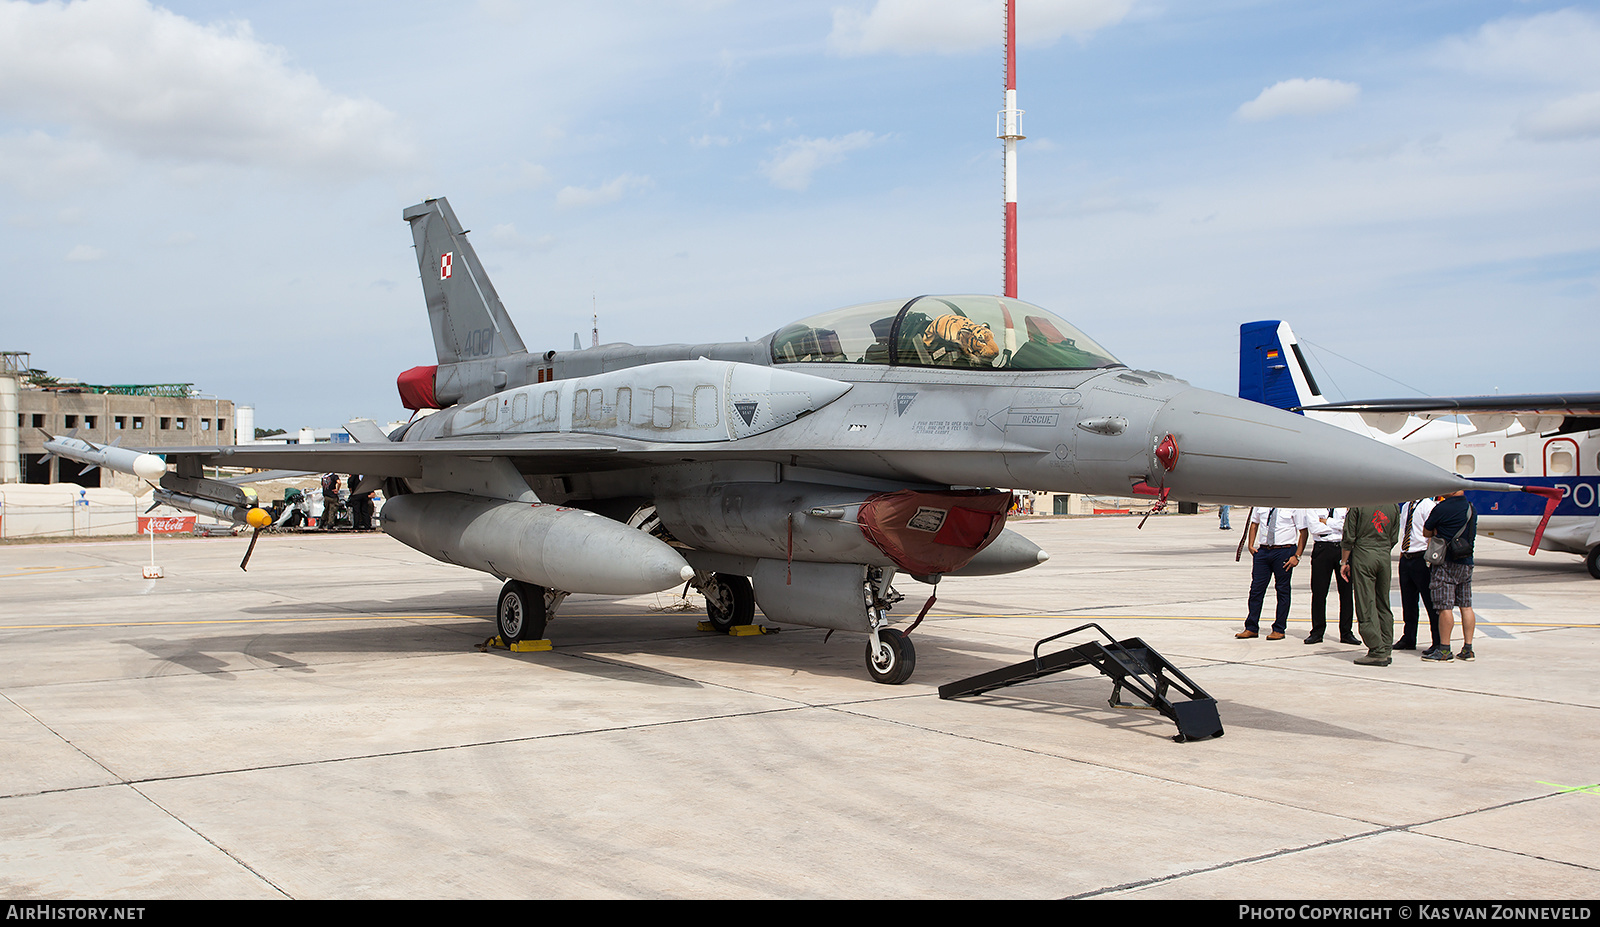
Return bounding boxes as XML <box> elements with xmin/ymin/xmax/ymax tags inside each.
<box><xmin>769</xmin><ymin>295</ymin><xmax>1122</xmax><ymax>372</ymax></box>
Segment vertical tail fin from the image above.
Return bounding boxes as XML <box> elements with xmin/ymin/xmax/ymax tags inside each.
<box><xmin>1239</xmin><ymin>320</ymin><xmax>1324</xmax><ymax>414</ymax></box>
<box><xmin>403</xmin><ymin>197</ymin><xmax>526</xmax><ymax>364</ymax></box>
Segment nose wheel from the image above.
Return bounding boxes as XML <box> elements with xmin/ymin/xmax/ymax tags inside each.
<box><xmin>866</xmin><ymin>627</ymin><xmax>916</xmax><ymax>685</ymax></box>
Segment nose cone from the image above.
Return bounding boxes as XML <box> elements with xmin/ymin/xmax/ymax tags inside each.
<box><xmin>1153</xmin><ymin>388</ymin><xmax>1473</xmax><ymax>507</ymax></box>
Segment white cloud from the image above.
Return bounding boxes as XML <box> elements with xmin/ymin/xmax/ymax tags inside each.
<box><xmin>1434</xmin><ymin>8</ymin><xmax>1600</xmax><ymax>85</ymax></box>
<box><xmin>1235</xmin><ymin>78</ymin><xmax>1361</xmax><ymax>122</ymax></box>
<box><xmin>760</xmin><ymin>131</ymin><xmax>882</xmax><ymax>191</ymax></box>
<box><xmin>1520</xmin><ymin>90</ymin><xmax>1600</xmax><ymax>142</ymax></box>
<box><xmin>555</xmin><ymin>173</ymin><xmax>652</xmax><ymax>209</ymax></box>
<box><xmin>1431</xmin><ymin>11</ymin><xmax>1600</xmax><ymax>144</ymax></box>
<box><xmin>66</xmin><ymin>244</ymin><xmax>105</xmax><ymax>262</ymax></box>
<box><xmin>0</xmin><ymin>0</ymin><xmax>414</xmax><ymax>177</ymax></box>
<box><xmin>828</xmin><ymin>0</ymin><xmax>1134</xmax><ymax>56</ymax></box>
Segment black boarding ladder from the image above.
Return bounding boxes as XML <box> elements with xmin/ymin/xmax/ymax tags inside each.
<box><xmin>938</xmin><ymin>622</ymin><xmax>1223</xmax><ymax>742</ymax></box>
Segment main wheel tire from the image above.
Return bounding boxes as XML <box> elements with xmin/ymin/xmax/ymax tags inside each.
<box><xmin>704</xmin><ymin>573</ymin><xmax>755</xmax><ymax>632</ymax></box>
<box><xmin>1587</xmin><ymin>546</ymin><xmax>1600</xmax><ymax>580</ymax></box>
<box><xmin>497</xmin><ymin>580</ymin><xmax>548</xmax><ymax>644</ymax></box>
<box><xmin>866</xmin><ymin>627</ymin><xmax>916</xmax><ymax>685</ymax></box>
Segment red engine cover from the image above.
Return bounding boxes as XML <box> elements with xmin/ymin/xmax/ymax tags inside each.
<box><xmin>397</xmin><ymin>365</ymin><xmax>440</xmax><ymax>410</ymax></box>
<box><xmin>857</xmin><ymin>489</ymin><xmax>1013</xmax><ymax>576</ymax></box>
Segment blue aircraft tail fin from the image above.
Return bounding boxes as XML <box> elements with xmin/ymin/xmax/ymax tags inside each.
<box><xmin>1239</xmin><ymin>320</ymin><xmax>1324</xmax><ymax>414</ymax></box>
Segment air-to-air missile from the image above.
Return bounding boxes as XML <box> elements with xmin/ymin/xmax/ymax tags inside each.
<box><xmin>41</xmin><ymin>435</ymin><xmax>167</xmax><ymax>482</ymax></box>
<box><xmin>42</xmin><ymin>435</ymin><xmax>272</xmax><ymax>530</ymax></box>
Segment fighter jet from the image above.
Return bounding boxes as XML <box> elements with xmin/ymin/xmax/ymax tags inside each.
<box><xmin>46</xmin><ymin>198</ymin><xmax>1500</xmax><ymax>684</ymax></box>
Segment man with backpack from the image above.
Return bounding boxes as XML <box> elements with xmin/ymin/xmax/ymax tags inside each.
<box><xmin>1422</xmin><ymin>489</ymin><xmax>1479</xmax><ymax>663</ymax></box>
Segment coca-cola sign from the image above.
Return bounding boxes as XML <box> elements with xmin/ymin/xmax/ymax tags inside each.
<box><xmin>138</xmin><ymin>515</ymin><xmax>196</xmax><ymax>535</ymax></box>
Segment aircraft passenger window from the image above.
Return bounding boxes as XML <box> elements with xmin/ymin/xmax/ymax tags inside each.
<box><xmin>1549</xmin><ymin>451</ymin><xmax>1574</xmax><ymax>475</ymax></box>
<box><xmin>1503</xmin><ymin>453</ymin><xmax>1524</xmax><ymax>474</ymax></box>
<box><xmin>1454</xmin><ymin>454</ymin><xmax>1475</xmax><ymax>475</ymax></box>
<box><xmin>541</xmin><ymin>391</ymin><xmax>558</xmax><ymax>423</ymax></box>
<box><xmin>616</xmin><ymin>387</ymin><xmax>631</xmax><ymax>426</ymax></box>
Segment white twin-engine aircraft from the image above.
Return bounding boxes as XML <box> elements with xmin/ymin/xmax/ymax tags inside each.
<box><xmin>1239</xmin><ymin>320</ymin><xmax>1600</xmax><ymax>579</ymax></box>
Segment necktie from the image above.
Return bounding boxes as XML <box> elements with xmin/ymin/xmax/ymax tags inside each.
<box><xmin>1266</xmin><ymin>508</ymin><xmax>1278</xmax><ymax>545</ymax></box>
<box><xmin>1402</xmin><ymin>503</ymin><xmax>1415</xmax><ymax>553</ymax></box>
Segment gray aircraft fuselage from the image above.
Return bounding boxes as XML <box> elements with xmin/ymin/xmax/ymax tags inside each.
<box><xmin>41</xmin><ymin>196</ymin><xmax>1496</xmax><ymax>683</ymax></box>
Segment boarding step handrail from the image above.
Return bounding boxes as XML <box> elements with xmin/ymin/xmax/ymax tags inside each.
<box><xmin>938</xmin><ymin>622</ymin><xmax>1224</xmax><ymax>742</ymax></box>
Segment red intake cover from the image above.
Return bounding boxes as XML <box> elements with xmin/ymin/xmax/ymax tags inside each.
<box><xmin>397</xmin><ymin>365</ymin><xmax>440</xmax><ymax>410</ymax></box>
<box><xmin>857</xmin><ymin>489</ymin><xmax>1013</xmax><ymax>576</ymax></box>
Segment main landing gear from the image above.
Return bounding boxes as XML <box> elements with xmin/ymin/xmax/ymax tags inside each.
<box><xmin>698</xmin><ymin>572</ymin><xmax>755</xmax><ymax>633</ymax></box>
<box><xmin>695</xmin><ymin>565</ymin><xmax>919</xmax><ymax>685</ymax></box>
<box><xmin>496</xmin><ymin>579</ymin><xmax>549</xmax><ymax>644</ymax></box>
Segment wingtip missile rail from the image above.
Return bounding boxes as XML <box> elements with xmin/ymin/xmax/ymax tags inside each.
<box><xmin>41</xmin><ymin>434</ymin><xmax>167</xmax><ymax>481</ymax></box>
<box><xmin>43</xmin><ymin>434</ymin><xmax>272</xmax><ymax>529</ymax></box>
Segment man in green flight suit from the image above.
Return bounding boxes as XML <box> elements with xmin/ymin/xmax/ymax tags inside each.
<box><xmin>1340</xmin><ymin>502</ymin><xmax>1402</xmax><ymax>666</ymax></box>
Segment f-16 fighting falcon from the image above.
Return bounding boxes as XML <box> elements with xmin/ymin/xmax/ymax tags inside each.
<box><xmin>43</xmin><ymin>198</ymin><xmax>1518</xmax><ymax>684</ymax></box>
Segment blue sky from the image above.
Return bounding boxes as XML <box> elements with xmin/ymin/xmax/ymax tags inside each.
<box><xmin>2</xmin><ymin>0</ymin><xmax>1597</xmax><ymax>430</ymax></box>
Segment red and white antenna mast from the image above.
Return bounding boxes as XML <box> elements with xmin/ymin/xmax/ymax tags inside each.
<box><xmin>999</xmin><ymin>1</ymin><xmax>1024</xmax><ymax>298</ymax></box>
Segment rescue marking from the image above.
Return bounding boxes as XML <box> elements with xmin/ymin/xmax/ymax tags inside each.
<box><xmin>1536</xmin><ymin>781</ymin><xmax>1600</xmax><ymax>796</ymax></box>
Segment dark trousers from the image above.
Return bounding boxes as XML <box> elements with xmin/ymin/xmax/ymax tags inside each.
<box><xmin>1397</xmin><ymin>553</ymin><xmax>1439</xmax><ymax>647</ymax></box>
<box><xmin>1247</xmin><ymin>546</ymin><xmax>1296</xmax><ymax>633</ymax></box>
<box><xmin>1309</xmin><ymin>541</ymin><xmax>1353</xmax><ymax>639</ymax></box>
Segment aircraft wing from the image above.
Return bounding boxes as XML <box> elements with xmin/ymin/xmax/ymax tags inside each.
<box><xmin>1308</xmin><ymin>392</ymin><xmax>1600</xmax><ymax>416</ymax></box>
<box><xmin>149</xmin><ymin>435</ymin><xmax>625</xmax><ymax>479</ymax></box>
<box><xmin>1303</xmin><ymin>391</ymin><xmax>1600</xmax><ymax>437</ymax></box>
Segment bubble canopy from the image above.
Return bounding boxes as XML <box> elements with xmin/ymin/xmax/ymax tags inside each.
<box><xmin>769</xmin><ymin>295</ymin><xmax>1122</xmax><ymax>371</ymax></box>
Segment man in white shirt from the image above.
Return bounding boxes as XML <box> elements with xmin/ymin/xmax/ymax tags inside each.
<box><xmin>1238</xmin><ymin>507</ymin><xmax>1311</xmax><ymax>640</ymax></box>
<box><xmin>1395</xmin><ymin>497</ymin><xmax>1440</xmax><ymax>653</ymax></box>
<box><xmin>1306</xmin><ymin>508</ymin><xmax>1358</xmax><ymax>645</ymax></box>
